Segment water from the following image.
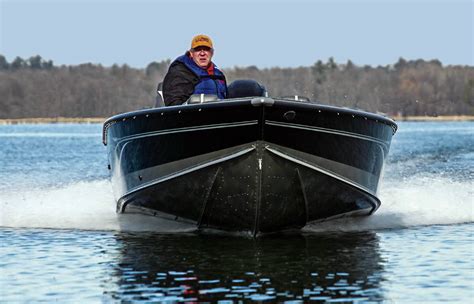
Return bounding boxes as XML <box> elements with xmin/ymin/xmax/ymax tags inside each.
<box><xmin>0</xmin><ymin>122</ymin><xmax>473</xmax><ymax>302</ymax></box>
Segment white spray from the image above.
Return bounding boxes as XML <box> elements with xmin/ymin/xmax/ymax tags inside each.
<box><xmin>0</xmin><ymin>176</ymin><xmax>472</xmax><ymax>233</ymax></box>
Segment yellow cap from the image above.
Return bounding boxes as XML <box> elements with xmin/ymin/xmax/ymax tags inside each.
<box><xmin>191</xmin><ymin>34</ymin><xmax>213</xmax><ymax>49</ymax></box>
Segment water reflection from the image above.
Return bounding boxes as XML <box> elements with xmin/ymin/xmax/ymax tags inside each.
<box><xmin>106</xmin><ymin>232</ymin><xmax>385</xmax><ymax>302</ymax></box>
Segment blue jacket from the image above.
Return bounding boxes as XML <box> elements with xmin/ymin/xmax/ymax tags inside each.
<box><xmin>175</xmin><ymin>54</ymin><xmax>227</xmax><ymax>99</ymax></box>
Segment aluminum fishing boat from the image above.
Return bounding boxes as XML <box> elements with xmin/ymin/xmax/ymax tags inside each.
<box><xmin>103</xmin><ymin>80</ymin><xmax>397</xmax><ymax>235</ymax></box>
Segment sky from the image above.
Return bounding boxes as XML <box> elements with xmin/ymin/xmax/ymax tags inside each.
<box><xmin>0</xmin><ymin>0</ymin><xmax>472</xmax><ymax>69</ymax></box>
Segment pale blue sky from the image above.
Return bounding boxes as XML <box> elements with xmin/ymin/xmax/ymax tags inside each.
<box><xmin>1</xmin><ymin>0</ymin><xmax>472</xmax><ymax>68</ymax></box>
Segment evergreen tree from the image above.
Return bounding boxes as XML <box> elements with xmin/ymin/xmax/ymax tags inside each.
<box><xmin>10</xmin><ymin>56</ymin><xmax>26</xmax><ymax>70</ymax></box>
<box><xmin>327</xmin><ymin>57</ymin><xmax>337</xmax><ymax>70</ymax></box>
<box><xmin>28</xmin><ymin>55</ymin><xmax>43</xmax><ymax>69</ymax></box>
<box><xmin>42</xmin><ymin>60</ymin><xmax>54</xmax><ymax>70</ymax></box>
<box><xmin>0</xmin><ymin>55</ymin><xmax>9</xmax><ymax>70</ymax></box>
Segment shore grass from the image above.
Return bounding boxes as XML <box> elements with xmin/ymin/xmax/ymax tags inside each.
<box><xmin>0</xmin><ymin>117</ymin><xmax>106</xmax><ymax>124</ymax></box>
<box><xmin>0</xmin><ymin>115</ymin><xmax>473</xmax><ymax>124</ymax></box>
<box><xmin>392</xmin><ymin>115</ymin><xmax>474</xmax><ymax>121</ymax></box>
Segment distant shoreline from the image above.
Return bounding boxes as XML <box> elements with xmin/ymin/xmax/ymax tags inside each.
<box><xmin>0</xmin><ymin>115</ymin><xmax>473</xmax><ymax>125</ymax></box>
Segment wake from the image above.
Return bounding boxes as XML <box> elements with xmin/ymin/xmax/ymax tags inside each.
<box><xmin>0</xmin><ymin>176</ymin><xmax>472</xmax><ymax>233</ymax></box>
<box><xmin>306</xmin><ymin>175</ymin><xmax>474</xmax><ymax>232</ymax></box>
<box><xmin>0</xmin><ymin>180</ymin><xmax>195</xmax><ymax>233</ymax></box>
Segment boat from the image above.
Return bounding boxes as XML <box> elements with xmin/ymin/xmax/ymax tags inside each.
<box><xmin>103</xmin><ymin>80</ymin><xmax>397</xmax><ymax>236</ymax></box>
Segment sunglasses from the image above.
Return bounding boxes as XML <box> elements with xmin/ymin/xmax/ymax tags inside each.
<box><xmin>192</xmin><ymin>46</ymin><xmax>212</xmax><ymax>53</ymax></box>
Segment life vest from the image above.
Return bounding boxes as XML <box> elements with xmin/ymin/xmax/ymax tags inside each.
<box><xmin>176</xmin><ymin>54</ymin><xmax>227</xmax><ymax>99</ymax></box>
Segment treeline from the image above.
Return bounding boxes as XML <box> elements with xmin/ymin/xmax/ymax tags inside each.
<box><xmin>0</xmin><ymin>54</ymin><xmax>472</xmax><ymax>119</ymax></box>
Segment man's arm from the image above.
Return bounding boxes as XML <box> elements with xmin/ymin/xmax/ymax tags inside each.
<box><xmin>163</xmin><ymin>62</ymin><xmax>198</xmax><ymax>106</ymax></box>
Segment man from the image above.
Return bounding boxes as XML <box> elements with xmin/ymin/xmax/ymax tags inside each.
<box><xmin>162</xmin><ymin>34</ymin><xmax>227</xmax><ymax>106</ymax></box>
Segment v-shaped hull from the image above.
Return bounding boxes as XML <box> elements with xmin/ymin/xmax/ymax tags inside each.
<box><xmin>103</xmin><ymin>98</ymin><xmax>396</xmax><ymax>235</ymax></box>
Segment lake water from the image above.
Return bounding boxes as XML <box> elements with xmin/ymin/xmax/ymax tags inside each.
<box><xmin>0</xmin><ymin>122</ymin><xmax>473</xmax><ymax>302</ymax></box>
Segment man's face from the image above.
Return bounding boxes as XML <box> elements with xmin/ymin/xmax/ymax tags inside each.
<box><xmin>190</xmin><ymin>46</ymin><xmax>213</xmax><ymax>68</ymax></box>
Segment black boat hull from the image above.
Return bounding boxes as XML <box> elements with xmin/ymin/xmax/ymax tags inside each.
<box><xmin>103</xmin><ymin>98</ymin><xmax>396</xmax><ymax>235</ymax></box>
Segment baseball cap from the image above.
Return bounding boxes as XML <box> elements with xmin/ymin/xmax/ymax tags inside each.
<box><xmin>191</xmin><ymin>34</ymin><xmax>213</xmax><ymax>49</ymax></box>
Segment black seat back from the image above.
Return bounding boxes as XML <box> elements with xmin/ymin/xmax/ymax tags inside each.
<box><xmin>227</xmin><ymin>79</ymin><xmax>267</xmax><ymax>99</ymax></box>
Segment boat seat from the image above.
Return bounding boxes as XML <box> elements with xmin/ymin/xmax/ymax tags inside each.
<box><xmin>227</xmin><ymin>79</ymin><xmax>267</xmax><ymax>98</ymax></box>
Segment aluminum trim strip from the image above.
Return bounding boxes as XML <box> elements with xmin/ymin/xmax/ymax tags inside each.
<box><xmin>265</xmin><ymin>146</ymin><xmax>376</xmax><ymax>196</ymax></box>
<box><xmin>120</xmin><ymin>146</ymin><xmax>256</xmax><ymax>200</ymax></box>
<box><xmin>265</xmin><ymin>120</ymin><xmax>389</xmax><ymax>148</ymax></box>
